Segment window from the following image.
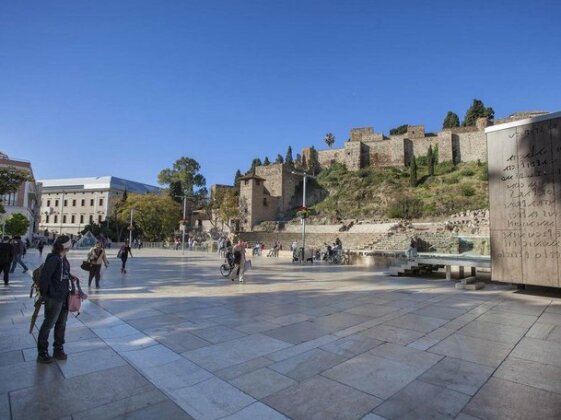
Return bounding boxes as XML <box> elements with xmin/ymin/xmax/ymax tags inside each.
<box><xmin>99</xmin><ymin>198</ymin><xmax>104</xmax><ymax>206</ymax></box>
<box><xmin>71</xmin><ymin>215</ymin><xmax>75</xmax><ymax>223</ymax></box>
<box><xmin>46</xmin><ymin>200</ymin><xmax>51</xmax><ymax>207</ymax></box>
<box><xmin>54</xmin><ymin>215</ymin><xmax>58</xmax><ymax>223</ymax></box>
<box><xmin>45</xmin><ymin>215</ymin><xmax>50</xmax><ymax>223</ymax></box>
<box><xmin>55</xmin><ymin>200</ymin><xmax>59</xmax><ymax>207</ymax></box>
<box><xmin>89</xmin><ymin>215</ymin><xmax>93</xmax><ymax>223</ymax></box>
<box><xmin>81</xmin><ymin>199</ymin><xmax>85</xmax><ymax>206</ymax></box>
<box><xmin>256</xmin><ymin>180</ymin><xmax>260</xmax><ymax>186</ymax></box>
<box><xmin>80</xmin><ymin>215</ymin><xmax>84</xmax><ymax>224</ymax></box>
<box><xmin>90</xmin><ymin>199</ymin><xmax>94</xmax><ymax>206</ymax></box>
<box><xmin>244</xmin><ymin>180</ymin><xmax>248</xmax><ymax>185</ymax></box>
<box><xmin>98</xmin><ymin>215</ymin><xmax>102</xmax><ymax>223</ymax></box>
<box><xmin>263</xmin><ymin>197</ymin><xmax>268</xmax><ymax>207</ymax></box>
<box><xmin>72</xmin><ymin>199</ymin><xmax>76</xmax><ymax>206</ymax></box>
<box><xmin>63</xmin><ymin>215</ymin><xmax>67</xmax><ymax>223</ymax></box>
<box><xmin>64</xmin><ymin>200</ymin><xmax>68</xmax><ymax>207</ymax></box>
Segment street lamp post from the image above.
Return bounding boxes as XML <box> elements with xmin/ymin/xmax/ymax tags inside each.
<box><xmin>291</xmin><ymin>171</ymin><xmax>316</xmax><ymax>263</ymax></box>
<box><xmin>175</xmin><ymin>193</ymin><xmax>194</xmax><ymax>255</ymax></box>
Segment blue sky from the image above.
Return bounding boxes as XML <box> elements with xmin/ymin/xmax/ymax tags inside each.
<box><xmin>1</xmin><ymin>0</ymin><xmax>560</xmax><ymax>187</ymax></box>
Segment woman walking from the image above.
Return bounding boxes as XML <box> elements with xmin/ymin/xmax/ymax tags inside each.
<box><xmin>229</xmin><ymin>241</ymin><xmax>246</xmax><ymax>283</ymax></box>
<box><xmin>118</xmin><ymin>240</ymin><xmax>133</xmax><ymax>273</ymax></box>
<box><xmin>87</xmin><ymin>241</ymin><xmax>109</xmax><ymax>288</ymax></box>
<box><xmin>37</xmin><ymin>235</ymin><xmax>81</xmax><ymax>363</ymax></box>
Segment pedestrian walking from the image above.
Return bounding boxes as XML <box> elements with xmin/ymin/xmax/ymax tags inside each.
<box><xmin>0</xmin><ymin>236</ymin><xmax>14</xmax><ymax>285</ymax></box>
<box><xmin>37</xmin><ymin>240</ymin><xmax>45</xmax><ymax>257</ymax></box>
<box><xmin>37</xmin><ymin>235</ymin><xmax>81</xmax><ymax>363</ymax></box>
<box><xmin>229</xmin><ymin>241</ymin><xmax>246</xmax><ymax>283</ymax></box>
<box><xmin>87</xmin><ymin>241</ymin><xmax>109</xmax><ymax>288</ymax></box>
<box><xmin>118</xmin><ymin>240</ymin><xmax>133</xmax><ymax>273</ymax></box>
<box><xmin>10</xmin><ymin>236</ymin><xmax>28</xmax><ymax>273</ymax></box>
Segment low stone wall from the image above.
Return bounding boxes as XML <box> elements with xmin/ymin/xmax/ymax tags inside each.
<box><xmin>238</xmin><ymin>231</ymin><xmax>384</xmax><ymax>250</ymax></box>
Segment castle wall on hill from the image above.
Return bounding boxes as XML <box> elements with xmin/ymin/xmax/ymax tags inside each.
<box><xmin>366</xmin><ymin>138</ymin><xmax>407</xmax><ymax>167</ymax></box>
<box><xmin>453</xmin><ymin>130</ymin><xmax>487</xmax><ymax>163</ymax></box>
<box><xmin>316</xmin><ymin>149</ymin><xmax>342</xmax><ymax>169</ymax></box>
<box><xmin>410</xmin><ymin>131</ymin><xmax>454</xmax><ymax>162</ymax></box>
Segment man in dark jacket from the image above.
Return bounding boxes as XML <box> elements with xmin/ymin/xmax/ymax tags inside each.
<box><xmin>9</xmin><ymin>236</ymin><xmax>28</xmax><ymax>273</ymax></box>
<box><xmin>0</xmin><ymin>236</ymin><xmax>13</xmax><ymax>285</ymax></box>
<box><xmin>37</xmin><ymin>235</ymin><xmax>73</xmax><ymax>364</ymax></box>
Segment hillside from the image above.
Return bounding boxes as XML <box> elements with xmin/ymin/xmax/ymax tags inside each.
<box><xmin>309</xmin><ymin>160</ymin><xmax>488</xmax><ymax>221</ymax></box>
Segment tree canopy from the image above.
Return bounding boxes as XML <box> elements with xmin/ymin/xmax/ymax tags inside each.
<box><xmin>324</xmin><ymin>133</ymin><xmax>335</xmax><ymax>148</ymax></box>
<box><xmin>442</xmin><ymin>111</ymin><xmax>460</xmax><ymax>128</ymax></box>
<box><xmin>0</xmin><ymin>167</ymin><xmax>30</xmax><ymax>213</ymax></box>
<box><xmin>285</xmin><ymin>146</ymin><xmax>294</xmax><ymax>165</ymax></box>
<box><xmin>275</xmin><ymin>154</ymin><xmax>284</xmax><ymax>164</ymax></box>
<box><xmin>389</xmin><ymin>124</ymin><xmax>408</xmax><ymax>135</ymax></box>
<box><xmin>463</xmin><ymin>99</ymin><xmax>494</xmax><ymax>127</ymax></box>
<box><xmin>158</xmin><ymin>157</ymin><xmax>207</xmax><ymax>204</ymax></box>
<box><xmin>263</xmin><ymin>156</ymin><xmax>271</xmax><ymax>166</ymax></box>
<box><xmin>117</xmin><ymin>193</ymin><xmax>182</xmax><ymax>241</ymax></box>
<box><xmin>4</xmin><ymin>213</ymin><xmax>29</xmax><ymax>236</ymax></box>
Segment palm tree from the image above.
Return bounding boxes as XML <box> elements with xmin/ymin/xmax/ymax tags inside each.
<box><xmin>324</xmin><ymin>132</ymin><xmax>335</xmax><ymax>148</ymax></box>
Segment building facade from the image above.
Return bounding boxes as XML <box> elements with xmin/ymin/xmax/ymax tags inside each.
<box><xmin>0</xmin><ymin>152</ymin><xmax>40</xmax><ymax>240</ymax></box>
<box><xmin>38</xmin><ymin>176</ymin><xmax>160</xmax><ymax>235</ymax></box>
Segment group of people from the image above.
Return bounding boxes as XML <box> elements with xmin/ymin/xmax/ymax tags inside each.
<box><xmin>0</xmin><ymin>235</ymin><xmax>29</xmax><ymax>285</ymax></box>
<box><xmin>86</xmin><ymin>240</ymin><xmax>133</xmax><ymax>287</ymax></box>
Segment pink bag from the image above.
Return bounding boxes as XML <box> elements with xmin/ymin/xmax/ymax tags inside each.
<box><xmin>67</xmin><ymin>278</ymin><xmax>87</xmax><ymax>314</ymax></box>
<box><xmin>67</xmin><ymin>293</ymin><xmax>83</xmax><ymax>313</ymax></box>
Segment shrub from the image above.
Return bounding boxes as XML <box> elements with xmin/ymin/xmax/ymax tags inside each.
<box><xmin>460</xmin><ymin>168</ymin><xmax>475</xmax><ymax>177</ymax></box>
<box><xmin>386</xmin><ymin>195</ymin><xmax>423</xmax><ymax>219</ymax></box>
<box><xmin>435</xmin><ymin>161</ymin><xmax>456</xmax><ymax>175</ymax></box>
<box><xmin>444</xmin><ymin>174</ymin><xmax>460</xmax><ymax>184</ymax></box>
<box><xmin>461</xmin><ymin>185</ymin><xmax>476</xmax><ymax>197</ymax></box>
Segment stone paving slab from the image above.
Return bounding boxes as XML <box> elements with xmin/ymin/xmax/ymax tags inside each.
<box><xmin>1</xmin><ymin>249</ymin><xmax>561</xmax><ymax>419</ymax></box>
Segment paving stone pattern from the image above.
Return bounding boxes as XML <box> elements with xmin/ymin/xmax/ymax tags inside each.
<box><xmin>1</xmin><ymin>249</ymin><xmax>560</xmax><ymax>419</ymax></box>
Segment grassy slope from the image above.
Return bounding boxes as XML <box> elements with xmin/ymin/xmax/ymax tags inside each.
<box><xmin>311</xmin><ymin>161</ymin><xmax>488</xmax><ymax>221</ymax></box>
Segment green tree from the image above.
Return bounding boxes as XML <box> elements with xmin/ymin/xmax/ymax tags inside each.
<box><xmin>324</xmin><ymin>132</ymin><xmax>335</xmax><ymax>148</ymax></box>
<box><xmin>285</xmin><ymin>146</ymin><xmax>294</xmax><ymax>166</ymax></box>
<box><xmin>0</xmin><ymin>167</ymin><xmax>30</xmax><ymax>213</ymax></box>
<box><xmin>389</xmin><ymin>124</ymin><xmax>408</xmax><ymax>135</ymax></box>
<box><xmin>462</xmin><ymin>99</ymin><xmax>494</xmax><ymax>127</ymax></box>
<box><xmin>208</xmin><ymin>188</ymin><xmax>240</xmax><ymax>231</ymax></box>
<box><xmin>4</xmin><ymin>213</ymin><xmax>30</xmax><ymax>236</ymax></box>
<box><xmin>117</xmin><ymin>193</ymin><xmax>182</xmax><ymax>241</ymax></box>
<box><xmin>234</xmin><ymin>169</ymin><xmax>242</xmax><ymax>186</ymax></box>
<box><xmin>442</xmin><ymin>111</ymin><xmax>460</xmax><ymax>128</ymax></box>
<box><xmin>250</xmin><ymin>158</ymin><xmax>262</xmax><ymax>171</ymax></box>
<box><xmin>275</xmin><ymin>154</ymin><xmax>284</xmax><ymax>164</ymax></box>
<box><xmin>307</xmin><ymin>147</ymin><xmax>320</xmax><ymax>174</ymax></box>
<box><xmin>158</xmin><ymin>157</ymin><xmax>208</xmax><ymax>205</ymax></box>
<box><xmin>427</xmin><ymin>145</ymin><xmax>435</xmax><ymax>176</ymax></box>
<box><xmin>263</xmin><ymin>156</ymin><xmax>271</xmax><ymax>166</ymax></box>
<box><xmin>410</xmin><ymin>156</ymin><xmax>418</xmax><ymax>187</ymax></box>
<box><xmin>168</xmin><ymin>180</ymin><xmax>183</xmax><ymax>203</ymax></box>
<box><xmin>433</xmin><ymin>144</ymin><xmax>439</xmax><ymax>165</ymax></box>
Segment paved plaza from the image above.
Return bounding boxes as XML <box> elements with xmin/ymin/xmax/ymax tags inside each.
<box><xmin>1</xmin><ymin>249</ymin><xmax>561</xmax><ymax>419</ymax></box>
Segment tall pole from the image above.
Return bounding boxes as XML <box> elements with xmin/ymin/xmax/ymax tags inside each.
<box><xmin>129</xmin><ymin>208</ymin><xmax>134</xmax><ymax>245</ymax></box>
<box><xmin>302</xmin><ymin>174</ymin><xmax>307</xmax><ymax>264</ymax></box>
<box><xmin>182</xmin><ymin>195</ymin><xmax>187</xmax><ymax>255</ymax></box>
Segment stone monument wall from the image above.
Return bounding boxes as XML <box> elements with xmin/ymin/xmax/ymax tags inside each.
<box><xmin>486</xmin><ymin>111</ymin><xmax>561</xmax><ymax>288</ymax></box>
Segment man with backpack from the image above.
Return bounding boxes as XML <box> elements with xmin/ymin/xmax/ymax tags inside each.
<box><xmin>0</xmin><ymin>236</ymin><xmax>13</xmax><ymax>285</ymax></box>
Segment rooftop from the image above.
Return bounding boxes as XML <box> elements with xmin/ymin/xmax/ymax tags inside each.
<box><xmin>37</xmin><ymin>176</ymin><xmax>161</xmax><ymax>194</ymax></box>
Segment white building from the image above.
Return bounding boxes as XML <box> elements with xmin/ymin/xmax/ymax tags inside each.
<box><xmin>0</xmin><ymin>152</ymin><xmax>39</xmax><ymax>241</ymax></box>
<box><xmin>38</xmin><ymin>176</ymin><xmax>160</xmax><ymax>235</ymax></box>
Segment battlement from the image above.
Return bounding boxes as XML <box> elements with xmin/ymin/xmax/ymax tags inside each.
<box><xmin>350</xmin><ymin>127</ymin><xmax>384</xmax><ymax>142</ymax></box>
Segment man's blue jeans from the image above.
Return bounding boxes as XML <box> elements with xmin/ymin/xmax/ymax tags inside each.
<box><xmin>10</xmin><ymin>254</ymin><xmax>28</xmax><ymax>273</ymax></box>
<box><xmin>37</xmin><ymin>297</ymin><xmax>68</xmax><ymax>354</ymax></box>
